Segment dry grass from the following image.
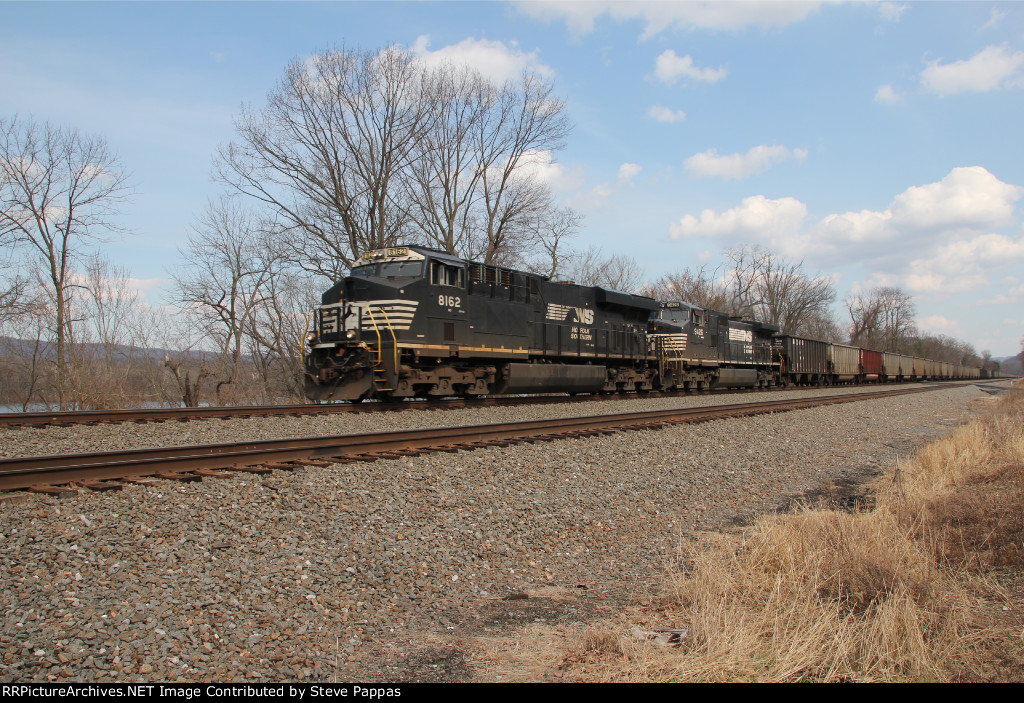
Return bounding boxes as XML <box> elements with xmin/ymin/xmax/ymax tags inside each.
<box><xmin>562</xmin><ymin>384</ymin><xmax>1024</xmax><ymax>682</ymax></box>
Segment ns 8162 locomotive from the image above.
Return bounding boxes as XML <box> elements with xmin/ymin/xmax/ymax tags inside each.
<box><xmin>303</xmin><ymin>245</ymin><xmax>780</xmax><ymax>401</ymax></box>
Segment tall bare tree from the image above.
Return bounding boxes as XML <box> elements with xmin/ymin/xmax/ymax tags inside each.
<box><xmin>725</xmin><ymin>246</ymin><xmax>836</xmax><ymax>333</ymax></box>
<box><xmin>245</xmin><ymin>269</ymin><xmax>320</xmax><ymax>403</ymax></box>
<box><xmin>406</xmin><ymin>65</ymin><xmax>491</xmax><ymax>257</ymax></box>
<box><xmin>71</xmin><ymin>255</ymin><xmax>144</xmax><ymax>408</ymax></box>
<box><xmin>642</xmin><ymin>264</ymin><xmax>732</xmax><ymax>311</ymax></box>
<box><xmin>519</xmin><ymin>206</ymin><xmax>582</xmax><ymax>278</ymax></box>
<box><xmin>0</xmin><ymin>115</ymin><xmax>132</xmax><ymax>409</ymax></box>
<box><xmin>216</xmin><ymin>46</ymin><xmax>429</xmax><ymax>279</ymax></box>
<box><xmin>173</xmin><ymin>197</ymin><xmax>285</xmax><ymax>403</ymax></box>
<box><xmin>0</xmin><ymin>279</ymin><xmax>51</xmax><ymax>410</ymax></box>
<box><xmin>464</xmin><ymin>73</ymin><xmax>571</xmax><ymax>264</ymax></box>
<box><xmin>562</xmin><ymin>246</ymin><xmax>645</xmax><ymax>292</ymax></box>
<box><xmin>846</xmin><ymin>285</ymin><xmax>916</xmax><ymax>351</ymax></box>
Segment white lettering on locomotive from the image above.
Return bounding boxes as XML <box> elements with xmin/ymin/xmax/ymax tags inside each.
<box><xmin>546</xmin><ymin>303</ymin><xmax>594</xmax><ymax>325</ymax></box>
<box><xmin>728</xmin><ymin>328</ymin><xmax>753</xmax><ymax>343</ymax></box>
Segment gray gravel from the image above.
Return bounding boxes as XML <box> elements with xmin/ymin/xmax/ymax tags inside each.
<box><xmin>0</xmin><ymin>383</ymin><xmax>964</xmax><ymax>459</ymax></box>
<box><xmin>0</xmin><ymin>384</ymin><xmax>989</xmax><ymax>682</ymax></box>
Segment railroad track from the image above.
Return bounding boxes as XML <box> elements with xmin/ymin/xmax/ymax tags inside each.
<box><xmin>0</xmin><ymin>392</ymin><xmax>685</xmax><ymax>428</ymax></box>
<box><xmin>0</xmin><ymin>379</ymin><xmax>995</xmax><ymax>429</ymax></box>
<box><xmin>0</xmin><ymin>385</ymin><xmax>956</xmax><ymax>495</ymax></box>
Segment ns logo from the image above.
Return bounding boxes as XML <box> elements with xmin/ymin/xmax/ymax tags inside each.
<box><xmin>546</xmin><ymin>303</ymin><xmax>594</xmax><ymax>325</ymax></box>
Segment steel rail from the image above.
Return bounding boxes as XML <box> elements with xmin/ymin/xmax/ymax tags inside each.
<box><xmin>0</xmin><ymin>380</ymin><xmax>989</xmax><ymax>429</ymax></box>
<box><xmin>0</xmin><ymin>393</ymin><xmax>641</xmax><ymax>428</ymax></box>
<box><xmin>0</xmin><ymin>385</ymin><xmax>948</xmax><ymax>493</ymax></box>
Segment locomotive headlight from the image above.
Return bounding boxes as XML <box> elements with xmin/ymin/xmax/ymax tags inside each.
<box><xmin>346</xmin><ymin>330</ymin><xmax>357</xmax><ymax>340</ymax></box>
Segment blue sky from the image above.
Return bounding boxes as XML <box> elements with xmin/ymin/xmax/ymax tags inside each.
<box><xmin>1</xmin><ymin>1</ymin><xmax>1022</xmax><ymax>355</ymax></box>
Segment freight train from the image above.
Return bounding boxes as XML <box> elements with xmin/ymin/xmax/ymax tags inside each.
<box><xmin>303</xmin><ymin>246</ymin><xmax>980</xmax><ymax>402</ymax></box>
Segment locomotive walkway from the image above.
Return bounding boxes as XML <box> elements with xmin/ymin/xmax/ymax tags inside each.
<box><xmin>0</xmin><ymin>384</ymin><xmax>962</xmax><ymax>494</ymax></box>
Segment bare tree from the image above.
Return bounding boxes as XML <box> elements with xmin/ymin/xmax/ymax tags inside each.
<box><xmin>846</xmin><ymin>285</ymin><xmax>916</xmax><ymax>351</ymax></box>
<box><xmin>725</xmin><ymin>245</ymin><xmax>836</xmax><ymax>332</ymax></box>
<box><xmin>126</xmin><ymin>301</ymin><xmax>215</xmax><ymax>408</ymax></box>
<box><xmin>216</xmin><ymin>46</ymin><xmax>429</xmax><ymax>279</ymax></box>
<box><xmin>846</xmin><ymin>288</ymin><xmax>881</xmax><ymax>347</ymax></box>
<box><xmin>0</xmin><ymin>280</ymin><xmax>52</xmax><ymax>410</ymax></box>
<box><xmin>518</xmin><ymin>206</ymin><xmax>581</xmax><ymax>278</ymax></box>
<box><xmin>0</xmin><ymin>115</ymin><xmax>132</xmax><ymax>408</ymax></box>
<box><xmin>796</xmin><ymin>310</ymin><xmax>845</xmax><ymax>343</ymax></box>
<box><xmin>67</xmin><ymin>255</ymin><xmax>145</xmax><ymax>408</ymax></box>
<box><xmin>245</xmin><ymin>269</ymin><xmax>320</xmax><ymax>403</ymax></box>
<box><xmin>910</xmin><ymin>333</ymin><xmax>978</xmax><ymax>364</ymax></box>
<box><xmin>408</xmin><ymin>67</ymin><xmax>572</xmax><ymax>264</ymax></box>
<box><xmin>173</xmin><ymin>197</ymin><xmax>284</xmax><ymax>403</ymax></box>
<box><xmin>562</xmin><ymin>246</ymin><xmax>645</xmax><ymax>292</ymax></box>
<box><xmin>406</xmin><ymin>65</ymin><xmax>491</xmax><ymax>257</ymax></box>
<box><xmin>466</xmin><ymin>74</ymin><xmax>571</xmax><ymax>264</ymax></box>
<box><xmin>642</xmin><ymin>264</ymin><xmax>731</xmax><ymax>311</ymax></box>
<box><xmin>0</xmin><ymin>251</ymin><xmax>28</xmax><ymax>322</ymax></box>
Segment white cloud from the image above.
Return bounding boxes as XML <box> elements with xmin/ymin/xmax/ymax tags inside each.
<box><xmin>410</xmin><ymin>35</ymin><xmax>554</xmax><ymax>84</ymax></box>
<box><xmin>617</xmin><ymin>163</ymin><xmax>642</xmax><ymax>182</ymax></box>
<box><xmin>684</xmin><ymin>145</ymin><xmax>807</xmax><ymax>180</ymax></box>
<box><xmin>513</xmin><ymin>150</ymin><xmax>583</xmax><ymax>192</ymax></box>
<box><xmin>670</xmin><ymin>195</ymin><xmax>808</xmax><ymax>240</ymax></box>
<box><xmin>668</xmin><ymin>167</ymin><xmax>1024</xmax><ymax>295</ymax></box>
<box><xmin>515</xmin><ymin>1</ymin><xmax>821</xmax><ymax>39</ymax></box>
<box><xmin>816</xmin><ymin>167</ymin><xmax>1024</xmax><ymax>245</ymax></box>
<box><xmin>874</xmin><ymin>84</ymin><xmax>901</xmax><ymax>104</ymax></box>
<box><xmin>921</xmin><ymin>45</ymin><xmax>1024</xmax><ymax>96</ymax></box>
<box><xmin>889</xmin><ymin>166</ymin><xmax>1022</xmax><ymax>231</ymax></box>
<box><xmin>982</xmin><ymin>8</ymin><xmax>1007</xmax><ymax>31</ymax></box>
<box><xmin>978</xmin><ymin>276</ymin><xmax>1024</xmax><ymax>305</ymax></box>
<box><xmin>568</xmin><ymin>183</ymin><xmax>614</xmax><ymax>211</ymax></box>
<box><xmin>125</xmin><ymin>277</ymin><xmax>166</xmax><ymax>295</ymax></box>
<box><xmin>647</xmin><ymin>105</ymin><xmax>687</xmax><ymax>123</ymax></box>
<box><xmin>654</xmin><ymin>50</ymin><xmax>727</xmax><ymax>85</ymax></box>
<box><xmin>877</xmin><ymin>3</ymin><xmax>908</xmax><ymax>22</ymax></box>
<box><xmin>918</xmin><ymin>315</ymin><xmax>964</xmax><ymax>336</ymax></box>
<box><xmin>906</xmin><ymin>233</ymin><xmax>1024</xmax><ymax>294</ymax></box>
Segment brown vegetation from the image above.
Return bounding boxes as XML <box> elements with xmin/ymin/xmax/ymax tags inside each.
<box><xmin>560</xmin><ymin>385</ymin><xmax>1024</xmax><ymax>682</ymax></box>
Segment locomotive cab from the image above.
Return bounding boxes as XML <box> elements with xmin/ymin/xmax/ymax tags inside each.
<box><xmin>305</xmin><ymin>246</ymin><xmax>442</xmax><ymax>401</ymax></box>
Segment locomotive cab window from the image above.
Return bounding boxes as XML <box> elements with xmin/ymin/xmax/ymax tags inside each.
<box><xmin>431</xmin><ymin>261</ymin><xmax>465</xmax><ymax>288</ymax></box>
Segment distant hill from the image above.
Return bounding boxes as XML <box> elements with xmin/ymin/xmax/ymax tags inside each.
<box><xmin>995</xmin><ymin>355</ymin><xmax>1023</xmax><ymax>376</ymax></box>
<box><xmin>0</xmin><ymin>336</ymin><xmax>213</xmax><ymax>364</ymax></box>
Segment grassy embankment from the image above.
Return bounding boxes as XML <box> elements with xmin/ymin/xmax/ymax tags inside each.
<box><xmin>566</xmin><ymin>383</ymin><xmax>1024</xmax><ymax>682</ymax></box>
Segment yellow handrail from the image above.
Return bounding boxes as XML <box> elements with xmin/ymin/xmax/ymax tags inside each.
<box><xmin>376</xmin><ymin>306</ymin><xmax>399</xmax><ymax>369</ymax></box>
<box><xmin>364</xmin><ymin>307</ymin><xmax>383</xmax><ymax>361</ymax></box>
<box><xmin>363</xmin><ymin>306</ymin><xmax>398</xmax><ymax>373</ymax></box>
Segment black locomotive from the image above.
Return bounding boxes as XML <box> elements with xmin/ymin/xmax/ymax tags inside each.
<box><xmin>305</xmin><ymin>246</ymin><xmax>658</xmax><ymax>401</ymax></box>
<box><xmin>303</xmin><ymin>246</ymin><xmax>980</xmax><ymax>402</ymax></box>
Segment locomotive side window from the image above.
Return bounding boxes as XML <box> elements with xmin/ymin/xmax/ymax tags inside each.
<box><xmin>431</xmin><ymin>261</ymin><xmax>465</xmax><ymax>288</ymax></box>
